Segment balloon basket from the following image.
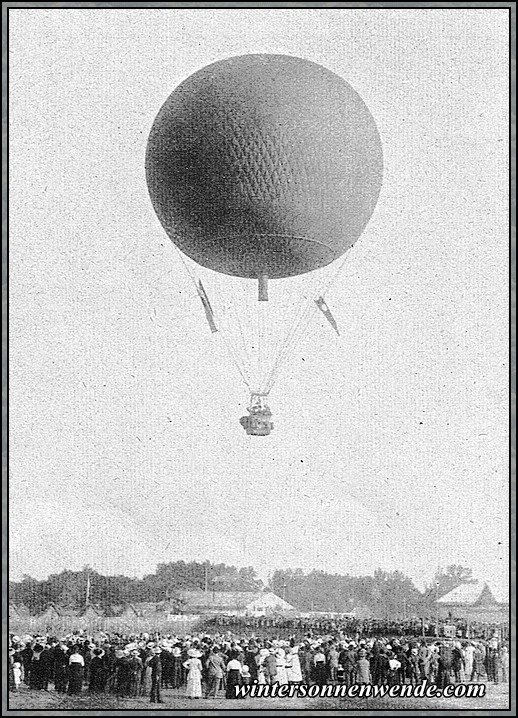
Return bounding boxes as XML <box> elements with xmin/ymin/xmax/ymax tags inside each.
<box><xmin>239</xmin><ymin>393</ymin><xmax>273</xmax><ymax>436</ymax></box>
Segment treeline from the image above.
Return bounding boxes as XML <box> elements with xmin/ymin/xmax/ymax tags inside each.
<box><xmin>10</xmin><ymin>562</ymin><xmax>475</xmax><ymax>618</ymax></box>
<box><xmin>272</xmin><ymin>565</ymin><xmax>475</xmax><ymax>618</ymax></box>
<box><xmin>9</xmin><ymin>561</ymin><xmax>262</xmax><ymax>614</ymax></box>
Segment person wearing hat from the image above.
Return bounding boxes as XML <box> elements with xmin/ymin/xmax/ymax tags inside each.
<box><xmin>275</xmin><ymin>648</ymin><xmax>288</xmax><ymax>685</ymax></box>
<box><xmin>257</xmin><ymin>648</ymin><xmax>268</xmax><ymax>685</ymax></box>
<box><xmin>139</xmin><ymin>646</ymin><xmax>153</xmax><ymax>698</ymax></box>
<box><xmin>128</xmin><ymin>649</ymin><xmax>143</xmax><ymax>697</ymax></box>
<box><xmin>286</xmin><ymin>645</ymin><xmax>303</xmax><ymax>684</ymax></box>
<box><xmin>205</xmin><ymin>646</ymin><xmax>225</xmax><ymax>699</ymax></box>
<box><xmin>462</xmin><ymin>641</ymin><xmax>475</xmax><ymax>682</ymax></box>
<box><xmin>183</xmin><ymin>649</ymin><xmax>203</xmax><ymax>699</ymax></box>
<box><xmin>327</xmin><ymin>643</ymin><xmax>340</xmax><ymax>684</ymax></box>
<box><xmin>29</xmin><ymin>642</ymin><xmax>51</xmax><ymax>691</ymax></box>
<box><xmin>19</xmin><ymin>640</ymin><xmax>32</xmax><ymax>686</ymax></box>
<box><xmin>149</xmin><ymin>647</ymin><xmax>163</xmax><ymax>704</ymax></box>
<box><xmin>418</xmin><ymin>641</ymin><xmax>430</xmax><ymax>681</ymax></box>
<box><xmin>339</xmin><ymin>643</ymin><xmax>357</xmax><ymax>688</ymax></box>
<box><xmin>428</xmin><ymin>645</ymin><xmax>439</xmax><ymax>684</ymax></box>
<box><xmin>170</xmin><ymin>645</ymin><xmax>183</xmax><ymax>691</ymax></box>
<box><xmin>89</xmin><ymin>648</ymin><xmax>108</xmax><ymax>694</ymax></box>
<box><xmin>313</xmin><ymin>646</ymin><xmax>327</xmax><ymax>686</ymax></box>
<box><xmin>67</xmin><ymin>646</ymin><xmax>85</xmax><ymax>695</ymax></box>
<box><xmin>356</xmin><ymin>649</ymin><xmax>371</xmax><ymax>685</ymax></box>
<box><xmin>160</xmin><ymin>642</ymin><xmax>173</xmax><ymax>690</ymax></box>
<box><xmin>114</xmin><ymin>647</ymin><xmax>131</xmax><ymax>698</ymax></box>
<box><xmin>263</xmin><ymin>649</ymin><xmax>278</xmax><ymax>685</ymax></box>
<box><xmin>437</xmin><ymin>641</ymin><xmax>454</xmax><ymax>689</ymax></box>
<box><xmin>299</xmin><ymin>643</ymin><xmax>313</xmax><ymax>685</ymax></box>
<box><xmin>244</xmin><ymin>642</ymin><xmax>259</xmax><ymax>684</ymax></box>
<box><xmin>225</xmin><ymin>652</ymin><xmax>243</xmax><ymax>699</ymax></box>
<box><xmin>407</xmin><ymin>647</ymin><xmax>420</xmax><ymax>686</ymax></box>
<box><xmin>53</xmin><ymin>642</ymin><xmax>69</xmax><ymax>694</ymax></box>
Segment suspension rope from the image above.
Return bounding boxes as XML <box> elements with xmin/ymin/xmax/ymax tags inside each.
<box><xmin>229</xmin><ymin>294</ymin><xmax>254</xmax><ymax>383</ymax></box>
<box><xmin>264</xmin><ymin>296</ymin><xmax>317</xmax><ymax>394</ymax></box>
<box><xmin>169</xmin><ymin>239</ymin><xmax>252</xmax><ymax>390</ymax></box>
<box><xmin>261</xmin><ymin>285</ymin><xmax>311</xmax><ymax>392</ymax></box>
<box><xmin>263</xmin><ymin>246</ymin><xmax>357</xmax><ymax>394</ymax></box>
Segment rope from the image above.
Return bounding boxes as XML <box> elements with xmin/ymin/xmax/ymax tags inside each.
<box><xmin>261</xmin><ymin>287</ymin><xmax>310</xmax><ymax>392</ymax></box>
<box><xmin>168</xmin><ymin>234</ymin><xmax>359</xmax><ymax>396</ymax></box>
<box><xmin>262</xmin><ymin>246</ymin><xmax>356</xmax><ymax>394</ymax></box>
<box><xmin>169</xmin><ymin>240</ymin><xmax>252</xmax><ymax>390</ymax></box>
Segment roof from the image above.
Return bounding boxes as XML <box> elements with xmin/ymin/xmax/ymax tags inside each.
<box><xmin>78</xmin><ymin>603</ymin><xmax>104</xmax><ymax>617</ymax></box>
<box><xmin>177</xmin><ymin>590</ymin><xmax>295</xmax><ymax>611</ymax></box>
<box><xmin>132</xmin><ymin>602</ymin><xmax>163</xmax><ymax>614</ymax></box>
<box><xmin>177</xmin><ymin>590</ymin><xmax>260</xmax><ymax>609</ymax></box>
<box><xmin>39</xmin><ymin>603</ymin><xmax>78</xmax><ymax>617</ymax></box>
<box><xmin>438</xmin><ymin>581</ymin><xmax>505</xmax><ymax>605</ymax></box>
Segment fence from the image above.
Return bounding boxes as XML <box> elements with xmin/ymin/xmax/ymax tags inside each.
<box><xmin>9</xmin><ymin>615</ymin><xmax>202</xmax><ymax>637</ymax></box>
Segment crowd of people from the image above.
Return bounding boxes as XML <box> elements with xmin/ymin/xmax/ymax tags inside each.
<box><xmin>203</xmin><ymin>615</ymin><xmax>507</xmax><ymax>641</ymax></box>
<box><xmin>9</xmin><ymin>626</ymin><xmax>508</xmax><ymax>702</ymax></box>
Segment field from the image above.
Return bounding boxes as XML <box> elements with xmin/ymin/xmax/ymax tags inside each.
<box><xmin>8</xmin><ymin>682</ymin><xmax>510</xmax><ymax>713</ymax></box>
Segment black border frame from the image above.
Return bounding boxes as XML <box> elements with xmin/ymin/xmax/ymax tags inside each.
<box><xmin>2</xmin><ymin>2</ymin><xmax>515</xmax><ymax>716</ymax></box>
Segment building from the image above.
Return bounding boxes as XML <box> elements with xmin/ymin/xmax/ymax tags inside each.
<box><xmin>437</xmin><ymin>582</ymin><xmax>509</xmax><ymax>624</ymax></box>
<box><xmin>176</xmin><ymin>590</ymin><xmax>296</xmax><ymax>617</ymax></box>
<box><xmin>78</xmin><ymin>603</ymin><xmax>104</xmax><ymax>620</ymax></box>
<box><xmin>9</xmin><ymin>603</ymin><xmax>21</xmax><ymax>620</ymax></box>
<box><xmin>350</xmin><ymin>605</ymin><xmax>373</xmax><ymax>619</ymax></box>
<box><xmin>38</xmin><ymin>603</ymin><xmax>79</xmax><ymax>621</ymax></box>
<box><xmin>108</xmin><ymin>603</ymin><xmax>141</xmax><ymax>620</ymax></box>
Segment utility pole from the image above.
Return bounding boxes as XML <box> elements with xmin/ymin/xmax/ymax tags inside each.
<box><xmin>85</xmin><ymin>570</ymin><xmax>90</xmax><ymax>605</ymax></box>
<box><xmin>282</xmin><ymin>580</ymin><xmax>287</xmax><ymax>602</ymax></box>
<box><xmin>204</xmin><ymin>563</ymin><xmax>209</xmax><ymax>594</ymax></box>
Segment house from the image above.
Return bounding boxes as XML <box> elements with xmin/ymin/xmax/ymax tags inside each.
<box><xmin>437</xmin><ymin>582</ymin><xmax>509</xmax><ymax>623</ymax></box>
<box><xmin>349</xmin><ymin>605</ymin><xmax>373</xmax><ymax>619</ymax></box>
<box><xmin>175</xmin><ymin>590</ymin><xmax>296</xmax><ymax>617</ymax></box>
<box><xmin>108</xmin><ymin>603</ymin><xmax>141</xmax><ymax>620</ymax></box>
<box><xmin>16</xmin><ymin>603</ymin><xmax>31</xmax><ymax>618</ymax></box>
<box><xmin>78</xmin><ymin>603</ymin><xmax>104</xmax><ymax>620</ymax></box>
<box><xmin>38</xmin><ymin>603</ymin><xmax>78</xmax><ymax>621</ymax></box>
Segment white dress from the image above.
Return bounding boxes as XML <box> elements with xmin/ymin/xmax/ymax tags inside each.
<box><xmin>183</xmin><ymin>658</ymin><xmax>202</xmax><ymax>698</ymax></box>
<box><xmin>275</xmin><ymin>656</ymin><xmax>288</xmax><ymax>685</ymax></box>
<box><xmin>286</xmin><ymin>652</ymin><xmax>303</xmax><ymax>683</ymax></box>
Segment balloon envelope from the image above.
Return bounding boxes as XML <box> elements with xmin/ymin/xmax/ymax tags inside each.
<box><xmin>146</xmin><ymin>54</ymin><xmax>383</xmax><ymax>279</ymax></box>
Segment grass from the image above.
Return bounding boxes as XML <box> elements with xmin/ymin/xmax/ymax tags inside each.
<box><xmin>7</xmin><ymin>682</ymin><xmax>510</xmax><ymax>712</ymax></box>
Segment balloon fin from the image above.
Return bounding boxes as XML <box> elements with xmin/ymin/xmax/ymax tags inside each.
<box><xmin>197</xmin><ymin>280</ymin><xmax>218</xmax><ymax>333</ymax></box>
<box><xmin>315</xmin><ymin>296</ymin><xmax>340</xmax><ymax>336</ymax></box>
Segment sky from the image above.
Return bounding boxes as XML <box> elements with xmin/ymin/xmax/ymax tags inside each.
<box><xmin>9</xmin><ymin>8</ymin><xmax>509</xmax><ymax>594</ymax></box>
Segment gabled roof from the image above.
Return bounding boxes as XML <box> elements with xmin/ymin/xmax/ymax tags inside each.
<box><xmin>16</xmin><ymin>603</ymin><xmax>31</xmax><ymax>616</ymax></box>
<box><xmin>438</xmin><ymin>581</ymin><xmax>504</xmax><ymax>605</ymax></box>
<box><xmin>177</xmin><ymin>590</ymin><xmax>264</xmax><ymax>610</ymax></box>
<box><xmin>78</xmin><ymin>603</ymin><xmax>104</xmax><ymax>617</ymax></box>
<box><xmin>132</xmin><ymin>602</ymin><xmax>162</xmax><ymax>615</ymax></box>
<box><xmin>109</xmin><ymin>603</ymin><xmax>139</xmax><ymax>617</ymax></box>
<box><xmin>39</xmin><ymin>603</ymin><xmax>78</xmax><ymax>617</ymax></box>
<box><xmin>176</xmin><ymin>590</ymin><xmax>295</xmax><ymax>611</ymax></box>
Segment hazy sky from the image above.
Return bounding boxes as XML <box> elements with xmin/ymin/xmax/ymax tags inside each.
<box><xmin>9</xmin><ymin>8</ymin><xmax>508</xmax><ymax>594</ymax></box>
